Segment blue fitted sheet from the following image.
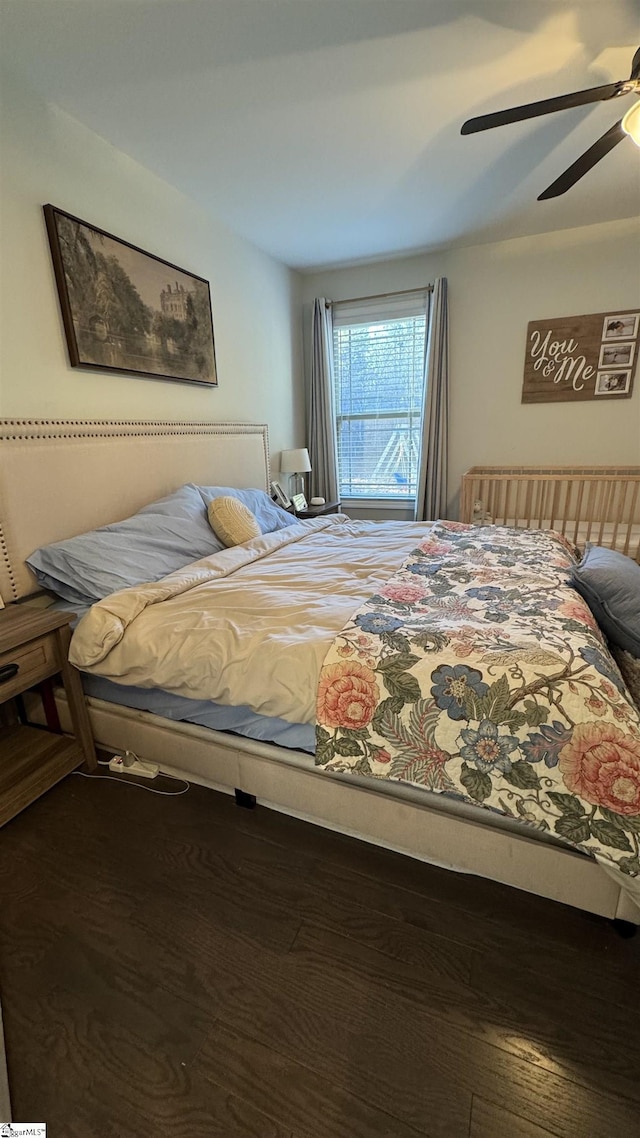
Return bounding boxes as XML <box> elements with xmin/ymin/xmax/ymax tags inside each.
<box><xmin>81</xmin><ymin>673</ymin><xmax>316</xmax><ymax>754</ymax></box>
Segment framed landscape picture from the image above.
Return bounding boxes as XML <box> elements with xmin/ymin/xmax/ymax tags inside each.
<box><xmin>44</xmin><ymin>204</ymin><xmax>217</xmax><ymax>386</ymax></box>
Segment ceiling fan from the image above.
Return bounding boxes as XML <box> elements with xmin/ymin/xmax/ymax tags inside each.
<box><xmin>461</xmin><ymin>46</ymin><xmax>640</xmax><ymax>199</ymax></box>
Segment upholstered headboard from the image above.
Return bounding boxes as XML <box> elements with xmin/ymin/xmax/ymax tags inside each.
<box><xmin>0</xmin><ymin>419</ymin><xmax>270</xmax><ymax>600</ymax></box>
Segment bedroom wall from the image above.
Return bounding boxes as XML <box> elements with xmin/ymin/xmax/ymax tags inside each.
<box><xmin>302</xmin><ymin>217</ymin><xmax>640</xmax><ymax>516</ymax></box>
<box><xmin>0</xmin><ymin>68</ymin><xmax>304</xmax><ymax>465</ymax></box>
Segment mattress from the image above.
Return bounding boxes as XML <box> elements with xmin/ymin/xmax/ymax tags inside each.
<box><xmin>70</xmin><ymin>516</ymin><xmax>432</xmax><ymax>723</ymax></box>
<box><xmin>81</xmin><ymin>673</ymin><xmax>315</xmax><ymax>752</ymax></box>
<box><xmin>60</xmin><ymin>597</ymin><xmax>316</xmax><ymax>752</ymax></box>
<box><xmin>81</xmin><ymin>675</ymin><xmax>579</xmax><ymax>859</ymax></box>
<box><xmin>63</xmin><ymin>517</ymin><xmax>430</xmax><ymax>755</ymax></box>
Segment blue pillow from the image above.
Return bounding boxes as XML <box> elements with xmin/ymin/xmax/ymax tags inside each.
<box><xmin>27</xmin><ymin>484</ymin><xmax>224</xmax><ymax>604</ymax></box>
<box><xmin>195</xmin><ymin>485</ymin><xmax>293</xmax><ymax>533</ymax></box>
<box><xmin>571</xmin><ymin>545</ymin><xmax>640</xmax><ymax>656</ymax></box>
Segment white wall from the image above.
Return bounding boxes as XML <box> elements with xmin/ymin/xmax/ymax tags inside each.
<box><xmin>0</xmin><ymin>68</ymin><xmax>304</xmax><ymax>467</ymax></box>
<box><xmin>303</xmin><ymin>218</ymin><xmax>640</xmax><ymax>516</ymax></box>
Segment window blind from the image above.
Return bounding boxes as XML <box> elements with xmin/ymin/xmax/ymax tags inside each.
<box><xmin>332</xmin><ymin>290</ymin><xmax>429</xmax><ymax>500</ymax></box>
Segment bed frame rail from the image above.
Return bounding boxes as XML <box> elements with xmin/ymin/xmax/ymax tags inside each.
<box><xmin>460</xmin><ymin>466</ymin><xmax>640</xmax><ymax>562</ymax></box>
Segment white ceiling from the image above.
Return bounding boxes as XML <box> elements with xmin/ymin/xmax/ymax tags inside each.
<box><xmin>1</xmin><ymin>0</ymin><xmax>639</xmax><ymax>270</ymax></box>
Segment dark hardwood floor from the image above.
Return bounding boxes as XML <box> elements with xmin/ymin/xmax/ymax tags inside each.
<box><xmin>1</xmin><ymin>769</ymin><xmax>639</xmax><ymax>1137</ymax></box>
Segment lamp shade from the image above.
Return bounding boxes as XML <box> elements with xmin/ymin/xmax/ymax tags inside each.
<box><xmin>622</xmin><ymin>101</ymin><xmax>640</xmax><ymax>147</ymax></box>
<box><xmin>280</xmin><ymin>448</ymin><xmax>311</xmax><ymax>474</ymax></box>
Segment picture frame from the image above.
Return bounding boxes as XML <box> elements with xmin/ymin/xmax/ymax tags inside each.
<box><xmin>598</xmin><ymin>341</ymin><xmax>635</xmax><ymax>369</ymax></box>
<box><xmin>292</xmin><ymin>492</ymin><xmax>308</xmax><ymax>512</ymax></box>
<box><xmin>594</xmin><ymin>370</ymin><xmax>632</xmax><ymax>396</ymax></box>
<box><xmin>601</xmin><ymin>313</ymin><xmax>639</xmax><ymax>342</ymax></box>
<box><xmin>522</xmin><ymin>308</ymin><xmax>638</xmax><ymax>403</ymax></box>
<box><xmin>44</xmin><ymin>204</ymin><xmax>217</xmax><ymax>387</ymax></box>
<box><xmin>270</xmin><ymin>480</ymin><xmax>291</xmax><ymax>509</ymax></box>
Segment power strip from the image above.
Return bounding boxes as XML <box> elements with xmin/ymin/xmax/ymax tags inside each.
<box><xmin>108</xmin><ymin>754</ymin><xmax>159</xmax><ymax>779</ymax></box>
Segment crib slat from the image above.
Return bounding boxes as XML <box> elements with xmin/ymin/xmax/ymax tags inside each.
<box><xmin>610</xmin><ymin>478</ymin><xmax>626</xmax><ymax>554</ymax></box>
<box><xmin>573</xmin><ymin>480</ymin><xmax>585</xmax><ymax>547</ymax></box>
<box><xmin>625</xmin><ymin>480</ymin><xmax>639</xmax><ymax>557</ymax></box>
<box><xmin>524</xmin><ymin>479</ymin><xmax>533</xmax><ymax>528</ymax></box>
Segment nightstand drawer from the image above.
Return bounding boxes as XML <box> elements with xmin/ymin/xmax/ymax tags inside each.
<box><xmin>0</xmin><ymin>605</ymin><xmax>96</xmax><ymax>824</ymax></box>
<box><xmin>0</xmin><ymin>633</ymin><xmax>59</xmax><ymax>702</ymax></box>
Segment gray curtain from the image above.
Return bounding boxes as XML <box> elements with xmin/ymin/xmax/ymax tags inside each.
<box><xmin>307</xmin><ymin>298</ymin><xmax>339</xmax><ymax>502</ymax></box>
<box><xmin>415</xmin><ymin>277</ymin><xmax>449</xmax><ymax>521</ymax></box>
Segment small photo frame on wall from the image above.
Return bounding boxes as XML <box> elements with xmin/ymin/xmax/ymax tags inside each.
<box><xmin>598</xmin><ymin>341</ymin><xmax>635</xmax><ymax>369</ymax></box>
<box><xmin>44</xmin><ymin>204</ymin><xmax>217</xmax><ymax>387</ymax></box>
<box><xmin>601</xmin><ymin>313</ymin><xmax>639</xmax><ymax>341</ymax></box>
<box><xmin>594</xmin><ymin>370</ymin><xmax>632</xmax><ymax>396</ymax></box>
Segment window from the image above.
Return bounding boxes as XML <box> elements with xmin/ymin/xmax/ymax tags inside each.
<box><xmin>332</xmin><ymin>290</ymin><xmax>428</xmax><ymax>501</ymax></box>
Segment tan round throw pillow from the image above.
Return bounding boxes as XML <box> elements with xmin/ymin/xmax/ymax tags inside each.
<box><xmin>208</xmin><ymin>496</ymin><xmax>261</xmax><ymax>547</ymax></box>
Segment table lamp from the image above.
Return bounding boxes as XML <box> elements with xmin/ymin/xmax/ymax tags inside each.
<box><xmin>280</xmin><ymin>448</ymin><xmax>311</xmax><ymax>498</ymax></box>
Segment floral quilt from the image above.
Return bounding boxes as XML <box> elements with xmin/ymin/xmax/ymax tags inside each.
<box><xmin>315</xmin><ymin>522</ymin><xmax>640</xmax><ymax>881</ymax></box>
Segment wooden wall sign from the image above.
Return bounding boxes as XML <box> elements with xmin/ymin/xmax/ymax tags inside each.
<box><xmin>521</xmin><ymin>308</ymin><xmax>639</xmax><ymax>403</ymax></box>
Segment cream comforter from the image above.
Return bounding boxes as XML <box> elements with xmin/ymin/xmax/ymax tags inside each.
<box><xmin>70</xmin><ymin>516</ymin><xmax>432</xmax><ymax>724</ymax></box>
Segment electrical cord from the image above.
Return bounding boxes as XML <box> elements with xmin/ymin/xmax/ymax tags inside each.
<box><xmin>72</xmin><ymin>749</ymin><xmax>190</xmax><ymax>796</ymax></box>
<box><xmin>72</xmin><ymin>770</ymin><xmax>190</xmax><ymax>796</ymax></box>
<box><xmin>71</xmin><ymin>772</ymin><xmax>190</xmax><ymax>796</ymax></box>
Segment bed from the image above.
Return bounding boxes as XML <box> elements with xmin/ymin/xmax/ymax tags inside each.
<box><xmin>1</xmin><ymin>419</ymin><xmax>639</xmax><ymax>926</ymax></box>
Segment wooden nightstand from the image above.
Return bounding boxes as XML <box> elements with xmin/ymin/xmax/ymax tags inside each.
<box><xmin>0</xmin><ymin>606</ymin><xmax>97</xmax><ymax>826</ymax></box>
<box><xmin>295</xmin><ymin>500</ymin><xmax>342</xmax><ymax>519</ymax></box>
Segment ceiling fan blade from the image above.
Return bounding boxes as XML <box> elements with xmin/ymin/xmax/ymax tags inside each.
<box><xmin>537</xmin><ymin>120</ymin><xmax>627</xmax><ymax>199</ymax></box>
<box><xmin>461</xmin><ymin>82</ymin><xmax>626</xmax><ymax>134</ymax></box>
